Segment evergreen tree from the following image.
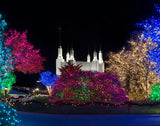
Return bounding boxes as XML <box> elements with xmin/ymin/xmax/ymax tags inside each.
<box><xmin>0</xmin><ymin>101</ymin><xmax>20</xmax><ymax>126</ymax></box>
<box><xmin>0</xmin><ymin>14</ymin><xmax>14</xmax><ymax>92</ymax></box>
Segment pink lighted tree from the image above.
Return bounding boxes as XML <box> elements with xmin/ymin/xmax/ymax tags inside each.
<box><xmin>4</xmin><ymin>30</ymin><xmax>45</xmax><ymax>74</ymax></box>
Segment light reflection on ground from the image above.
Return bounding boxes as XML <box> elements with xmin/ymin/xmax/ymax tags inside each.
<box><xmin>17</xmin><ymin>111</ymin><xmax>160</xmax><ymax>126</ymax></box>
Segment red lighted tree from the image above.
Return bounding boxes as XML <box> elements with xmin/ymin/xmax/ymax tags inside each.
<box><xmin>4</xmin><ymin>30</ymin><xmax>45</xmax><ymax>74</ymax></box>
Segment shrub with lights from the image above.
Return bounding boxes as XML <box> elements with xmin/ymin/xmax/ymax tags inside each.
<box><xmin>0</xmin><ymin>71</ymin><xmax>16</xmax><ymax>94</ymax></box>
<box><xmin>39</xmin><ymin>71</ymin><xmax>58</xmax><ymax>95</ymax></box>
<box><xmin>50</xmin><ymin>69</ymin><xmax>129</xmax><ymax>105</ymax></box>
<box><xmin>0</xmin><ymin>101</ymin><xmax>20</xmax><ymax>126</ymax></box>
<box><xmin>149</xmin><ymin>83</ymin><xmax>160</xmax><ymax>101</ymax></box>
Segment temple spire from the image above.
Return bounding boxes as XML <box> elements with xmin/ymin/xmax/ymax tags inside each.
<box><xmin>70</xmin><ymin>48</ymin><xmax>75</xmax><ymax>60</ymax></box>
<box><xmin>93</xmin><ymin>50</ymin><xmax>98</xmax><ymax>61</ymax></box>
<box><xmin>99</xmin><ymin>44</ymin><xmax>103</xmax><ymax>64</ymax></box>
<box><xmin>57</xmin><ymin>27</ymin><xmax>63</xmax><ymax>60</ymax></box>
<box><xmin>87</xmin><ymin>48</ymin><xmax>90</xmax><ymax>62</ymax></box>
<box><xmin>66</xmin><ymin>48</ymin><xmax>70</xmax><ymax>62</ymax></box>
<box><xmin>58</xmin><ymin>27</ymin><xmax>62</xmax><ymax>46</ymax></box>
<box><xmin>99</xmin><ymin>44</ymin><xmax>102</xmax><ymax>51</ymax></box>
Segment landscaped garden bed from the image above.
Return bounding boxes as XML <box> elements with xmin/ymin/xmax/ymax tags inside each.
<box><xmin>8</xmin><ymin>95</ymin><xmax>160</xmax><ymax>115</ymax></box>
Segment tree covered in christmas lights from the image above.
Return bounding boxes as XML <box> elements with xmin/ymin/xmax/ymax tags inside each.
<box><xmin>4</xmin><ymin>30</ymin><xmax>45</xmax><ymax>74</ymax></box>
<box><xmin>39</xmin><ymin>71</ymin><xmax>58</xmax><ymax>95</ymax></box>
<box><xmin>1</xmin><ymin>71</ymin><xmax>16</xmax><ymax>93</ymax></box>
<box><xmin>149</xmin><ymin>83</ymin><xmax>160</xmax><ymax>101</ymax></box>
<box><xmin>0</xmin><ymin>101</ymin><xmax>20</xmax><ymax>126</ymax></box>
<box><xmin>50</xmin><ymin>70</ymin><xmax>129</xmax><ymax>105</ymax></box>
<box><xmin>0</xmin><ymin>90</ymin><xmax>2</xmax><ymax>99</ymax></box>
<box><xmin>106</xmin><ymin>36</ymin><xmax>159</xmax><ymax>101</ymax></box>
<box><xmin>0</xmin><ymin>14</ymin><xmax>14</xmax><ymax>93</ymax></box>
<box><xmin>136</xmin><ymin>4</ymin><xmax>160</xmax><ymax>75</ymax></box>
<box><xmin>59</xmin><ymin>61</ymin><xmax>82</xmax><ymax>77</ymax></box>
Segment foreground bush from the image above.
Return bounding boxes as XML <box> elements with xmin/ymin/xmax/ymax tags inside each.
<box><xmin>50</xmin><ymin>71</ymin><xmax>129</xmax><ymax>105</ymax></box>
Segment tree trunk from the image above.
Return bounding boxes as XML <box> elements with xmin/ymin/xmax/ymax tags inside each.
<box><xmin>46</xmin><ymin>86</ymin><xmax>52</xmax><ymax>95</ymax></box>
<box><xmin>125</xmin><ymin>74</ymin><xmax>131</xmax><ymax>93</ymax></box>
<box><xmin>145</xmin><ymin>68</ymin><xmax>149</xmax><ymax>99</ymax></box>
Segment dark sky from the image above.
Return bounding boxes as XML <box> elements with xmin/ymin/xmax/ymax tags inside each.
<box><xmin>0</xmin><ymin>0</ymin><xmax>156</xmax><ymax>87</ymax></box>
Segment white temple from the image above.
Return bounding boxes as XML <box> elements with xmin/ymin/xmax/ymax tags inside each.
<box><xmin>56</xmin><ymin>27</ymin><xmax>104</xmax><ymax>75</ymax></box>
<box><xmin>56</xmin><ymin>45</ymin><xmax>104</xmax><ymax>75</ymax></box>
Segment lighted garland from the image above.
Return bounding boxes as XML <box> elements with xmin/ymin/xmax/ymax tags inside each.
<box><xmin>0</xmin><ymin>101</ymin><xmax>20</xmax><ymax>126</ymax></box>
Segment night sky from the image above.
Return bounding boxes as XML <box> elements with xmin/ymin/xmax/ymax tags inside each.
<box><xmin>0</xmin><ymin>0</ymin><xmax>157</xmax><ymax>87</ymax></box>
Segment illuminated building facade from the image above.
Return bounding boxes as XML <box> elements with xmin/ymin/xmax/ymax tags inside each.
<box><xmin>56</xmin><ymin>45</ymin><xmax>104</xmax><ymax>75</ymax></box>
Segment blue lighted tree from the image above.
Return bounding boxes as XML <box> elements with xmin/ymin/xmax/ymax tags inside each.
<box><xmin>39</xmin><ymin>71</ymin><xmax>58</xmax><ymax>95</ymax></box>
<box><xmin>136</xmin><ymin>4</ymin><xmax>160</xmax><ymax>76</ymax></box>
<box><xmin>0</xmin><ymin>14</ymin><xmax>14</xmax><ymax>93</ymax></box>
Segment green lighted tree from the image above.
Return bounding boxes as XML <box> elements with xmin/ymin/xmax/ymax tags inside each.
<box><xmin>149</xmin><ymin>83</ymin><xmax>160</xmax><ymax>101</ymax></box>
<box><xmin>0</xmin><ymin>14</ymin><xmax>14</xmax><ymax>93</ymax></box>
<box><xmin>1</xmin><ymin>71</ymin><xmax>16</xmax><ymax>94</ymax></box>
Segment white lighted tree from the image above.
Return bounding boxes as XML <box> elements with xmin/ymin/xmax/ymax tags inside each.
<box><xmin>106</xmin><ymin>36</ymin><xmax>159</xmax><ymax>101</ymax></box>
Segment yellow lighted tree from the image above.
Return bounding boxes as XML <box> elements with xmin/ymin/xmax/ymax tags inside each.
<box><xmin>106</xmin><ymin>36</ymin><xmax>159</xmax><ymax>101</ymax></box>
